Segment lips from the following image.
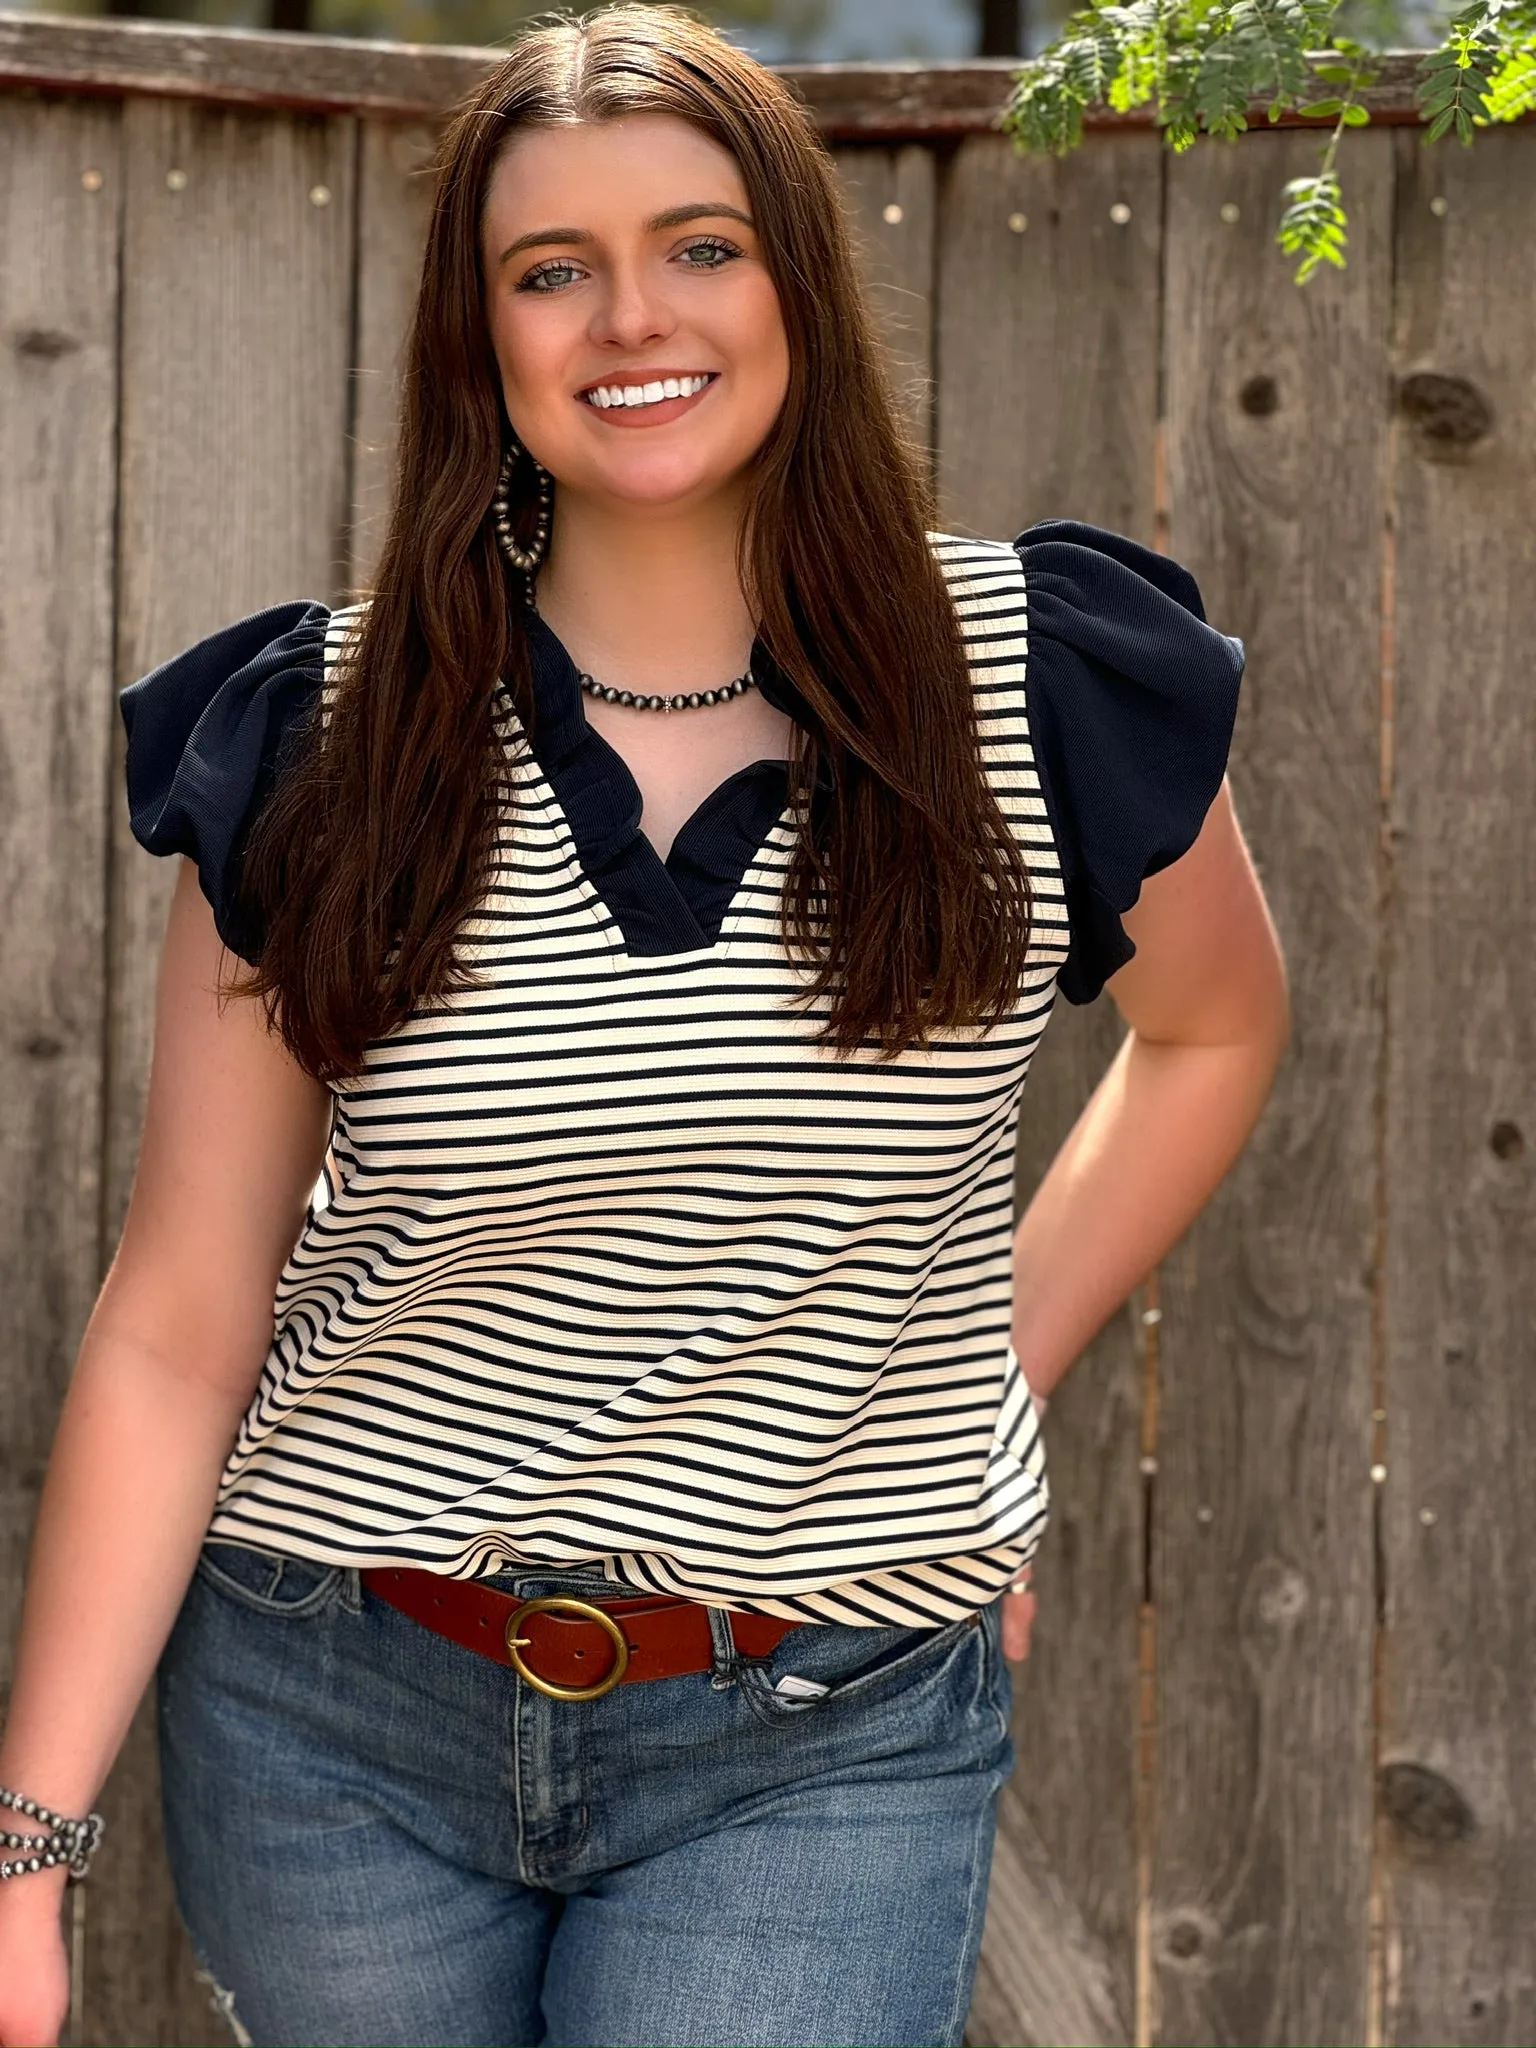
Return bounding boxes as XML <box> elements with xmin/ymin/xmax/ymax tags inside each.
<box><xmin>573</xmin><ymin>370</ymin><xmax>721</xmax><ymax>433</ymax></box>
<box><xmin>580</xmin><ymin>371</ymin><xmax>718</xmax><ymax>411</ymax></box>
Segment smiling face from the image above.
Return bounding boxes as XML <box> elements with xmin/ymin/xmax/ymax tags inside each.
<box><xmin>481</xmin><ymin>114</ymin><xmax>792</xmax><ymax>518</ymax></box>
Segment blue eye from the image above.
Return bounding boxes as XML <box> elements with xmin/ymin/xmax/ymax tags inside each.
<box><xmin>677</xmin><ymin>237</ymin><xmax>740</xmax><ymax>269</ymax></box>
<box><xmin>514</xmin><ymin>238</ymin><xmax>740</xmax><ymax>291</ymax></box>
<box><xmin>517</xmin><ymin>260</ymin><xmax>584</xmax><ymax>293</ymax></box>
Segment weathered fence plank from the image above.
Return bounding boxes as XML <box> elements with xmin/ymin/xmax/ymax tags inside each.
<box><xmin>1150</xmin><ymin>128</ymin><xmax>1394</xmax><ymax>2046</ymax></box>
<box><xmin>936</xmin><ymin>130</ymin><xmax>1164</xmax><ymax>543</ymax></box>
<box><xmin>0</xmin><ymin>88</ymin><xmax>120</xmax><ymax>1629</ymax></box>
<box><xmin>0</xmin><ymin>16</ymin><xmax>1472</xmax><ymax>132</ymax></box>
<box><xmin>832</xmin><ymin>144</ymin><xmax>936</xmax><ymax>452</ymax></box>
<box><xmin>82</xmin><ymin>96</ymin><xmax>358</xmax><ymax>2048</ymax></box>
<box><xmin>1380</xmin><ymin>124</ymin><xmax>1536</xmax><ymax>2048</ymax></box>
<box><xmin>939</xmin><ymin>129</ymin><xmax>1165</xmax><ymax>2047</ymax></box>
<box><xmin>350</xmin><ymin>116</ymin><xmax>436</xmax><ymax>589</ymax></box>
<box><xmin>0</xmin><ymin>78</ymin><xmax>121</xmax><ymax>1857</ymax></box>
<box><xmin>970</xmin><ymin>1797</ymin><xmax>1137</xmax><ymax>2048</ymax></box>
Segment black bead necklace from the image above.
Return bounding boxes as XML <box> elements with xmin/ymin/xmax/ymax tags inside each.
<box><xmin>527</xmin><ymin>590</ymin><xmax>758</xmax><ymax>715</ymax></box>
<box><xmin>576</xmin><ymin>666</ymin><xmax>758</xmax><ymax>715</ymax></box>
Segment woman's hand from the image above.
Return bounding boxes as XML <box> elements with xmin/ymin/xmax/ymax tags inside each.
<box><xmin>1001</xmin><ymin>1566</ymin><xmax>1037</xmax><ymax>1663</ymax></box>
<box><xmin>0</xmin><ymin>1877</ymin><xmax>71</xmax><ymax>2048</ymax></box>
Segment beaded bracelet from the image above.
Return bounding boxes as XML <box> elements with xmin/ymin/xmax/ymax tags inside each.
<box><xmin>0</xmin><ymin>1787</ymin><xmax>105</xmax><ymax>1883</ymax></box>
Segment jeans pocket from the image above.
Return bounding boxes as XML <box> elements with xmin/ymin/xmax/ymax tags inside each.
<box><xmin>194</xmin><ymin>1540</ymin><xmax>345</xmax><ymax>1619</ymax></box>
<box><xmin>739</xmin><ymin>1611</ymin><xmax>981</xmax><ymax>1727</ymax></box>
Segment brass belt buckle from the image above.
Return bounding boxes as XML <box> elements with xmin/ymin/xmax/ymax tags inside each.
<box><xmin>506</xmin><ymin>1595</ymin><xmax>630</xmax><ymax>1701</ymax></box>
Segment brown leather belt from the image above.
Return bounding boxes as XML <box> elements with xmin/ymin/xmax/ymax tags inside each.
<box><xmin>362</xmin><ymin>1565</ymin><xmax>802</xmax><ymax>1702</ymax></box>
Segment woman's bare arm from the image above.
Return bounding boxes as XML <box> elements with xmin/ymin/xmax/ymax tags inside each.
<box><xmin>1002</xmin><ymin>783</ymin><xmax>1288</xmax><ymax>1658</ymax></box>
<box><xmin>0</xmin><ymin>862</ymin><xmax>329</xmax><ymax>2042</ymax></box>
<box><xmin>1010</xmin><ymin>780</ymin><xmax>1288</xmax><ymax>1397</ymax></box>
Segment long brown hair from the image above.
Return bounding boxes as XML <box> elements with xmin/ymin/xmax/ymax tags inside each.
<box><xmin>239</xmin><ymin>3</ymin><xmax>1033</xmax><ymax>1080</ymax></box>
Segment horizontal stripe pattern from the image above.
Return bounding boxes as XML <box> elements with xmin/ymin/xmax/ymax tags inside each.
<box><xmin>207</xmin><ymin>536</ymin><xmax>1069</xmax><ymax>1625</ymax></box>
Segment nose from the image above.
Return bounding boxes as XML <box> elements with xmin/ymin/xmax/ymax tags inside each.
<box><xmin>588</xmin><ymin>256</ymin><xmax>676</xmax><ymax>355</ymax></box>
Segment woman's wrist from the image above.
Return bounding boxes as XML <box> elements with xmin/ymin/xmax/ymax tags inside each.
<box><xmin>0</xmin><ymin>1741</ymin><xmax>105</xmax><ymax>1834</ymax></box>
<box><xmin>0</xmin><ymin>1784</ymin><xmax>105</xmax><ymax>1887</ymax></box>
<box><xmin>0</xmin><ymin>1858</ymin><xmax>71</xmax><ymax>1908</ymax></box>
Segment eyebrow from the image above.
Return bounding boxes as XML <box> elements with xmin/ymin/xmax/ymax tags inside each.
<box><xmin>497</xmin><ymin>201</ymin><xmax>754</xmax><ymax>266</ymax></box>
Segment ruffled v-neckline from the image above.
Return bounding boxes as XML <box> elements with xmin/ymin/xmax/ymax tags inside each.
<box><xmin>511</xmin><ymin>610</ymin><xmax>805</xmax><ymax>956</ymax></box>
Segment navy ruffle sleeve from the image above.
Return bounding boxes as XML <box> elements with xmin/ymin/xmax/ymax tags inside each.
<box><xmin>119</xmin><ymin>600</ymin><xmax>330</xmax><ymax>963</ymax></box>
<box><xmin>1016</xmin><ymin>520</ymin><xmax>1245</xmax><ymax>1005</ymax></box>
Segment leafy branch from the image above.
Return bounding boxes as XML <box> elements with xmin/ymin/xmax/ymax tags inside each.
<box><xmin>1002</xmin><ymin>0</ymin><xmax>1536</xmax><ymax>281</ymax></box>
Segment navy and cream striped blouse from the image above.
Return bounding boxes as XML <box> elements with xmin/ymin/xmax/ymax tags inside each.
<box><xmin>120</xmin><ymin>522</ymin><xmax>1243</xmax><ymax>1627</ymax></box>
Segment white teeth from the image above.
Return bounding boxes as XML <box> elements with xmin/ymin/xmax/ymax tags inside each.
<box><xmin>584</xmin><ymin>374</ymin><xmax>712</xmax><ymax>409</ymax></box>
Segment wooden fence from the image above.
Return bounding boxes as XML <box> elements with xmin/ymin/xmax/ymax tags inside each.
<box><xmin>1</xmin><ymin>14</ymin><xmax>1533</xmax><ymax>2044</ymax></box>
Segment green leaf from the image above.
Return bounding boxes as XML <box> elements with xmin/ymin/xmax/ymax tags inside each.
<box><xmin>1278</xmin><ymin>166</ymin><xmax>1348</xmax><ymax>283</ymax></box>
<box><xmin>1484</xmin><ymin>40</ymin><xmax>1536</xmax><ymax>117</ymax></box>
<box><xmin>1001</xmin><ymin>0</ymin><xmax>1530</xmax><ymax>282</ymax></box>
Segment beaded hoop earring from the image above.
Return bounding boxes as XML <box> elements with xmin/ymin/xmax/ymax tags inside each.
<box><xmin>492</xmin><ymin>434</ymin><xmax>552</xmax><ymax>580</ymax></box>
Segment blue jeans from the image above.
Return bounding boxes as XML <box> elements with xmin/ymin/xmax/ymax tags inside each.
<box><xmin>157</xmin><ymin>1544</ymin><xmax>1014</xmax><ymax>2048</ymax></box>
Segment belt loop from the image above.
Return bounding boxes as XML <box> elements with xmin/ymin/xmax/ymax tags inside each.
<box><xmin>707</xmin><ymin>1605</ymin><xmax>736</xmax><ymax>1690</ymax></box>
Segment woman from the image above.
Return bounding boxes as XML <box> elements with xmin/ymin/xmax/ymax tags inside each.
<box><xmin>0</xmin><ymin>8</ymin><xmax>1287</xmax><ymax>2046</ymax></box>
